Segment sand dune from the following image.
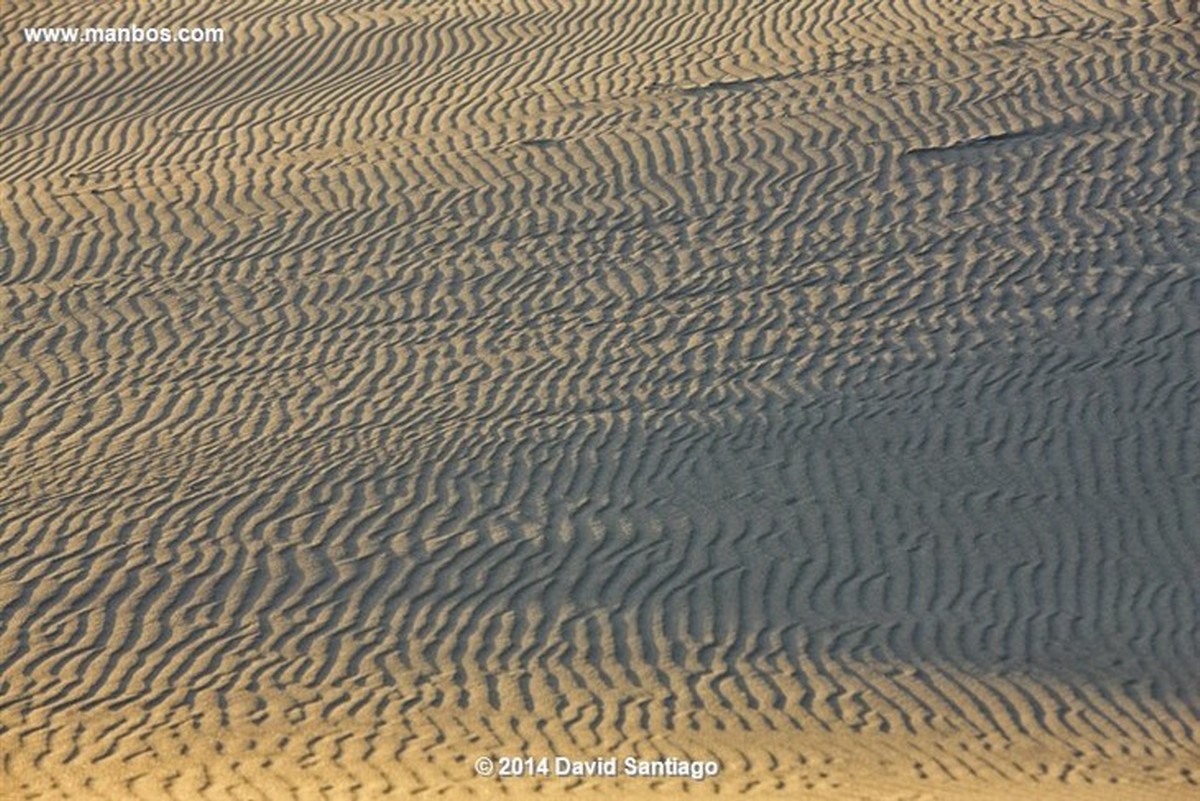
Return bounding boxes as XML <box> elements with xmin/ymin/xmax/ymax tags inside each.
<box><xmin>2</xmin><ymin>0</ymin><xmax>1198</xmax><ymax>798</ymax></box>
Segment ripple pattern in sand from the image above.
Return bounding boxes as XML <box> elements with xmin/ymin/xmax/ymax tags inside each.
<box><xmin>2</xmin><ymin>1</ymin><xmax>1198</xmax><ymax>798</ymax></box>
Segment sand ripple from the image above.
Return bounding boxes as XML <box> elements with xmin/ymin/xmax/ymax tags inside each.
<box><xmin>2</xmin><ymin>0</ymin><xmax>1198</xmax><ymax>798</ymax></box>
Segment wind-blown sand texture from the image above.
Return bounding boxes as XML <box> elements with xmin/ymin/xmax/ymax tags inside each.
<box><xmin>2</xmin><ymin>0</ymin><xmax>1198</xmax><ymax>798</ymax></box>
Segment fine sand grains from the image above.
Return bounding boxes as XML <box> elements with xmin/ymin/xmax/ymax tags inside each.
<box><xmin>1</xmin><ymin>1</ymin><xmax>1198</xmax><ymax>798</ymax></box>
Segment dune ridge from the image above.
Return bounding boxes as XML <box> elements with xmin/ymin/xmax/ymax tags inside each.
<box><xmin>2</xmin><ymin>0</ymin><xmax>1198</xmax><ymax>798</ymax></box>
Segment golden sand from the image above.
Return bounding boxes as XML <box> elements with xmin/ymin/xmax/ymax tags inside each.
<box><xmin>2</xmin><ymin>1</ymin><xmax>1198</xmax><ymax>798</ymax></box>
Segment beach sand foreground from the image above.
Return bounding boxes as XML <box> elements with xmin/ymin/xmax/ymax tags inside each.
<box><xmin>1</xmin><ymin>1</ymin><xmax>1197</xmax><ymax>798</ymax></box>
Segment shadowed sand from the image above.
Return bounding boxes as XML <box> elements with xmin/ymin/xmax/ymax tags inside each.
<box><xmin>1</xmin><ymin>0</ymin><xmax>1198</xmax><ymax>798</ymax></box>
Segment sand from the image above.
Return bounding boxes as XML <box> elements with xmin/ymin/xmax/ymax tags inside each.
<box><xmin>1</xmin><ymin>0</ymin><xmax>1198</xmax><ymax>798</ymax></box>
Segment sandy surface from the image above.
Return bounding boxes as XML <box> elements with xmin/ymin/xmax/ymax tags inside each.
<box><xmin>2</xmin><ymin>1</ymin><xmax>1198</xmax><ymax>798</ymax></box>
